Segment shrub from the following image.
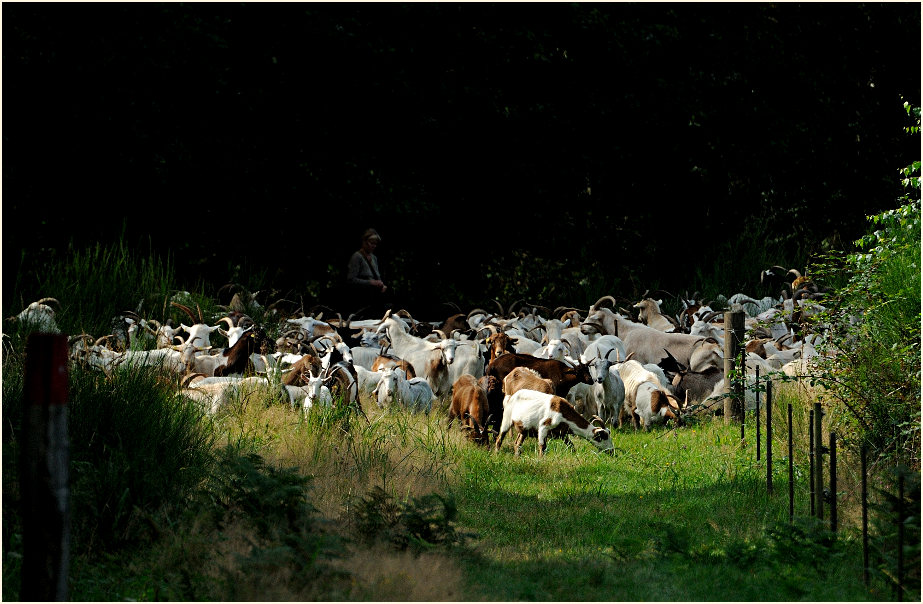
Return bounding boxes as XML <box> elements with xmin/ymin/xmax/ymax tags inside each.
<box><xmin>809</xmin><ymin>103</ymin><xmax>921</xmax><ymax>467</ymax></box>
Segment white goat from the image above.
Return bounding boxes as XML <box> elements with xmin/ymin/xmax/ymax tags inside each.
<box><xmin>615</xmin><ymin>359</ymin><xmax>681</xmax><ymax>430</ymax></box>
<box><xmin>7</xmin><ymin>298</ymin><xmax>60</xmax><ymax>333</ymax></box>
<box><xmin>494</xmin><ymin>389</ymin><xmax>613</xmax><ymax>457</ymax></box>
<box><xmin>372</xmin><ymin>366</ymin><xmax>435</xmax><ymax>413</ymax></box>
<box><xmin>354</xmin><ymin>364</ymin><xmax>384</xmax><ymax>398</ymax></box>
<box><xmin>376</xmin><ymin>315</ymin><xmax>457</xmax><ymax>397</ymax></box>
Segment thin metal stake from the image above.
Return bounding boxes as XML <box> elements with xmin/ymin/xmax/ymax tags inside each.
<box><xmin>814</xmin><ymin>402</ymin><xmax>824</xmax><ymax>521</ymax></box>
<box><xmin>829</xmin><ymin>432</ymin><xmax>837</xmax><ymax>532</ymax></box>
<box><xmin>766</xmin><ymin>380</ymin><xmax>773</xmax><ymax>495</ymax></box>
<box><xmin>809</xmin><ymin>408</ymin><xmax>815</xmax><ymax>516</ymax></box>
<box><xmin>755</xmin><ymin>366</ymin><xmax>761</xmax><ymax>461</ymax></box>
<box><xmin>862</xmin><ymin>444</ymin><xmax>869</xmax><ymax>586</ymax></box>
<box><xmin>898</xmin><ymin>474</ymin><xmax>904</xmax><ymax>602</ymax></box>
<box><xmin>788</xmin><ymin>402</ymin><xmax>794</xmax><ymax>523</ymax></box>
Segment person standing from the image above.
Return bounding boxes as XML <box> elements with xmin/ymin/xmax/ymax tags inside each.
<box><xmin>346</xmin><ymin>228</ymin><xmax>388</xmax><ymax>317</ymax></box>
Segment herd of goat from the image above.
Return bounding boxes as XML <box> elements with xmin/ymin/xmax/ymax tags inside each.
<box><xmin>8</xmin><ymin>265</ymin><xmax>832</xmax><ymax>456</ymax></box>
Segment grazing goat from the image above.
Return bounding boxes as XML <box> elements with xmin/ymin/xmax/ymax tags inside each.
<box><xmin>373</xmin><ymin>366</ymin><xmax>435</xmax><ymax>413</ymax></box>
<box><xmin>494</xmin><ymin>390</ymin><xmax>613</xmax><ymax>457</ymax></box>
<box><xmin>448</xmin><ymin>374</ymin><xmax>492</xmax><ymax>444</ymax></box>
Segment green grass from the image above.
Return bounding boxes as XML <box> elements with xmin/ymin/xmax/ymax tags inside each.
<box><xmin>451</xmin><ymin>417</ymin><xmax>872</xmax><ymax>601</ymax></box>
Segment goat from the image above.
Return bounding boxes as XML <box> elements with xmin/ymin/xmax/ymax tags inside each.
<box><xmin>373</xmin><ymin>366</ymin><xmax>435</xmax><ymax>413</ymax></box>
<box><xmin>171</xmin><ymin>302</ymin><xmax>221</xmax><ymax>350</ymax></box>
<box><xmin>376</xmin><ymin>314</ymin><xmax>458</xmax><ymax>397</ymax></box>
<box><xmin>657</xmin><ymin>348</ymin><xmax>723</xmax><ymax>408</ymax></box>
<box><xmin>448</xmin><ymin>374</ymin><xmax>492</xmax><ymax>444</ymax></box>
<box><xmin>370</xmin><ymin>348</ymin><xmax>417</xmax><ymax>379</ymax></box>
<box><xmin>615</xmin><ymin>359</ymin><xmax>682</xmax><ymax>430</ymax></box>
<box><xmin>212</xmin><ymin>326</ymin><xmax>268</xmax><ymax>377</ymax></box>
<box><xmin>502</xmin><ymin>366</ymin><xmax>555</xmax><ymax>397</ymax></box>
<box><xmin>633</xmin><ymin>298</ymin><xmax>678</xmax><ymax>332</ymax></box>
<box><xmin>354</xmin><ymin>364</ymin><xmax>384</xmax><ymax>399</ymax></box>
<box><xmin>7</xmin><ymin>297</ymin><xmax>60</xmax><ymax>333</ymax></box>
<box><xmin>217</xmin><ymin>313</ymin><xmax>255</xmax><ymax>348</ymax></box>
<box><xmin>485</xmin><ymin>353</ymin><xmax>593</xmax><ymax>432</ymax></box>
<box><xmin>281</xmin><ymin>352</ymin><xmax>322</xmax><ymax>387</ymax></box>
<box><xmin>582</xmin><ymin>296</ymin><xmax>723</xmax><ymax>371</ymax></box>
<box><xmin>182</xmin><ymin>375</ymin><xmax>273</xmax><ymax>415</ymax></box>
<box><xmin>494</xmin><ymin>390</ymin><xmax>613</xmax><ymax>457</ymax></box>
<box><xmin>484</xmin><ymin>327</ymin><xmax>517</xmax><ymax>364</ymax></box>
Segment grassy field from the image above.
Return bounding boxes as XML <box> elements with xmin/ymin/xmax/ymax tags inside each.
<box><xmin>69</xmin><ymin>377</ymin><xmax>882</xmax><ymax>601</ymax></box>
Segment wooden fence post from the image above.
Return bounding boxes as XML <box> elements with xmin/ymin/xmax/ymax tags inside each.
<box><xmin>723</xmin><ymin>306</ymin><xmax>745</xmax><ymax>424</ymax></box>
<box><xmin>20</xmin><ymin>333</ymin><xmax>70</xmax><ymax>601</ymax></box>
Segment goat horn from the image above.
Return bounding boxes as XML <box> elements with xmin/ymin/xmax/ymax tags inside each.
<box><xmin>35</xmin><ymin>297</ymin><xmax>60</xmax><ymax>308</ymax></box>
<box><xmin>434</xmin><ymin>329</ymin><xmax>448</xmax><ymax>340</ymax></box>
<box><xmin>181</xmin><ymin>373</ymin><xmax>207</xmax><ymax>388</ymax></box>
<box><xmin>591</xmin><ymin>415</ymin><xmax>605</xmax><ymax>428</ymax></box>
<box><xmin>94</xmin><ymin>334</ymin><xmax>114</xmax><ymax>346</ymax></box>
<box><xmin>466</xmin><ymin>307</ymin><xmax>490</xmax><ymax>320</ymax></box>
<box><xmin>218</xmin><ymin>316</ymin><xmax>235</xmax><ymax>330</ymax></box>
<box><xmin>507</xmin><ymin>299</ymin><xmax>525</xmax><ymax>316</ymax></box>
<box><xmin>590</xmin><ymin>295</ymin><xmax>617</xmax><ymax>311</ymax></box>
<box><xmin>171</xmin><ymin>302</ymin><xmax>197</xmax><ymax>323</ymax></box>
<box><xmin>700</xmin><ymin>310</ymin><xmax>724</xmax><ymax>324</ymax></box>
<box><xmin>492</xmin><ymin>299</ymin><xmax>507</xmax><ymax>317</ymax></box>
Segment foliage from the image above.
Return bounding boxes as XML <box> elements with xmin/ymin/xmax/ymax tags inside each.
<box><xmin>868</xmin><ymin>466</ymin><xmax>921</xmax><ymax>602</ymax></box>
<box><xmin>3</xmin><ymin>3</ymin><xmax>919</xmax><ymax>309</ymax></box>
<box><xmin>809</xmin><ymin>104</ymin><xmax>921</xmax><ymax>467</ymax></box>
<box><xmin>66</xmin><ymin>364</ymin><xmax>218</xmax><ymax>553</ymax></box>
<box><xmin>346</xmin><ymin>486</ymin><xmax>471</xmax><ymax>553</ymax></box>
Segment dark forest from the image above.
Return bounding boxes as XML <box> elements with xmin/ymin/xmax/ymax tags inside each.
<box><xmin>3</xmin><ymin>3</ymin><xmax>920</xmax><ymax>317</ymax></box>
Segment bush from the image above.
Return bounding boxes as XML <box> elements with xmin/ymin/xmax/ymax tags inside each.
<box><xmin>810</xmin><ymin>103</ymin><xmax>921</xmax><ymax>467</ymax></box>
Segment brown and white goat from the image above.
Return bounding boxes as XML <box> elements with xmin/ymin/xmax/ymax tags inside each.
<box><xmin>495</xmin><ymin>390</ymin><xmax>613</xmax><ymax>457</ymax></box>
<box><xmin>485</xmin><ymin>353</ymin><xmax>593</xmax><ymax>431</ymax></box>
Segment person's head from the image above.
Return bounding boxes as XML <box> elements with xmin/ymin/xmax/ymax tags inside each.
<box><xmin>361</xmin><ymin>228</ymin><xmax>381</xmax><ymax>252</ymax></box>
